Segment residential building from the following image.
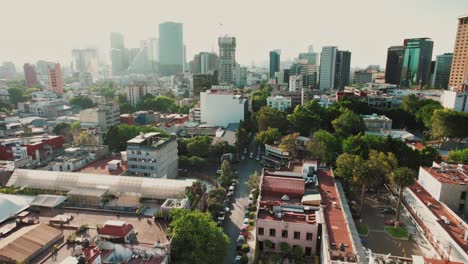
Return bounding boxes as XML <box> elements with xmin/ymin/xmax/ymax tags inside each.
<box><xmin>440</xmin><ymin>87</ymin><xmax>468</xmax><ymax>112</ymax></box>
<box><xmin>119</xmin><ymin>114</ymin><xmax>135</xmax><ymax>125</ymax></box>
<box><xmin>125</xmin><ymin>84</ymin><xmax>156</xmax><ymax>106</ymax></box>
<box><xmin>47</xmin><ymin>63</ymin><xmax>63</xmax><ymax>95</ymax></box>
<box><xmin>353</xmin><ymin>70</ymin><xmax>373</xmax><ymax>84</ymax></box>
<box><xmin>0</xmin><ymin>62</ymin><xmax>16</xmax><ymax>79</ymax></box>
<box><xmin>71</xmin><ymin>48</ymin><xmax>99</xmax><ymax>76</ymax></box>
<box><xmin>334</xmin><ymin>50</ymin><xmax>351</xmax><ymax>89</ymax></box>
<box><xmin>431</xmin><ymin>53</ymin><xmax>453</xmax><ymax>89</ymax></box>
<box><xmin>271</xmin><ymin>89</ymin><xmax>318</xmax><ymax>109</ymax></box>
<box><xmin>385</xmin><ymin>46</ymin><xmax>405</xmax><ymax>85</ymax></box>
<box><xmin>199</xmin><ymin>89</ymin><xmax>247</xmax><ymax>127</ymax></box>
<box><xmin>267</xmin><ymin>96</ymin><xmax>292</xmax><ymax>111</ymax></box>
<box><xmin>361</xmin><ymin>114</ymin><xmax>392</xmax><ymax>131</ymax></box>
<box><xmin>126</xmin><ymin>132</ymin><xmax>178</xmax><ymax>178</ymax></box>
<box><xmin>189</xmin><ymin>107</ymin><xmax>201</xmax><ymax>122</ymax></box>
<box><xmin>234</xmin><ymin>63</ymin><xmax>248</xmax><ymax>87</ymax></box>
<box><xmin>319</xmin><ymin>46</ymin><xmax>337</xmax><ymax>90</ymax></box>
<box><xmin>289</xmin><ymin>75</ymin><xmax>303</xmax><ymax>91</ymax></box>
<box><xmin>269</xmin><ymin>50</ymin><xmax>280</xmax><ymax>78</ymax></box>
<box><xmin>159</xmin><ymin>22</ymin><xmax>184</xmax><ymax>76</ymax></box>
<box><xmin>18</xmin><ymin>98</ymin><xmax>69</xmax><ymax>118</ymax></box>
<box><xmin>0</xmin><ymin>135</ymin><xmax>64</xmax><ymax>164</ymax></box>
<box><xmin>23</xmin><ymin>63</ymin><xmax>39</xmax><ymax>88</ymax></box>
<box><xmin>400</xmin><ymin>38</ymin><xmax>434</xmax><ymax>88</ymax></box>
<box><xmin>449</xmin><ymin>15</ymin><xmax>468</xmax><ymax>90</ymax></box>
<box><xmin>79</xmin><ymin>72</ymin><xmax>93</xmax><ymax>88</ymax></box>
<box><xmin>290</xmin><ymin>62</ymin><xmax>318</xmax><ymax>88</ymax></box>
<box><xmin>218</xmin><ymin>36</ymin><xmax>236</xmax><ymax>84</ymax></box>
<box><xmin>276</xmin><ymin>69</ymin><xmax>290</xmax><ymax>85</ymax></box>
<box><xmin>79</xmin><ymin>102</ymin><xmax>120</xmax><ymax>133</ymax></box>
<box><xmin>262</xmin><ymin>144</ymin><xmax>291</xmax><ymax>169</ymax></box>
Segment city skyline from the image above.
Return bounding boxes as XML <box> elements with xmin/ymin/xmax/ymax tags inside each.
<box><xmin>0</xmin><ymin>0</ymin><xmax>465</xmax><ymax>69</ymax></box>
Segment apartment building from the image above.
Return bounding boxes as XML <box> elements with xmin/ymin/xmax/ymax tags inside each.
<box><xmin>361</xmin><ymin>114</ymin><xmax>392</xmax><ymax>131</ymax></box>
<box><xmin>200</xmin><ymin>89</ymin><xmax>247</xmax><ymax>127</ymax></box>
<box><xmin>267</xmin><ymin>96</ymin><xmax>292</xmax><ymax>111</ymax></box>
<box><xmin>79</xmin><ymin>102</ymin><xmax>120</xmax><ymax>133</ymax></box>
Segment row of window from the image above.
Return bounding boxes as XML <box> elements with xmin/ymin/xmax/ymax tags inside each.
<box><xmin>129</xmin><ymin>165</ymin><xmax>155</xmax><ymax>170</ymax></box>
<box><xmin>260</xmin><ymin>242</ymin><xmax>313</xmax><ymax>256</ymax></box>
<box><xmin>258</xmin><ymin>228</ymin><xmax>313</xmax><ymax>240</ymax></box>
<box><xmin>128</xmin><ymin>157</ymin><xmax>156</xmax><ymax>163</ymax></box>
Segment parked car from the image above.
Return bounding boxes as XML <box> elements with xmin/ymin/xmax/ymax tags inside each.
<box><xmin>216</xmin><ymin>169</ymin><xmax>222</xmax><ymax>175</ymax></box>
<box><xmin>224</xmin><ymin>206</ymin><xmax>230</xmax><ymax>213</ymax></box>
<box><xmin>249</xmin><ymin>152</ymin><xmax>254</xmax><ymax>159</ymax></box>
<box><xmin>381</xmin><ymin>208</ymin><xmax>396</xmax><ymax>215</ymax></box>
<box><xmin>243</xmin><ymin>148</ymin><xmax>247</xmax><ymax>154</ymax></box>
<box><xmin>236</xmin><ymin>235</ymin><xmax>245</xmax><ymax>249</ymax></box>
<box><xmin>233</xmin><ymin>255</ymin><xmax>242</xmax><ymax>264</ymax></box>
<box><xmin>249</xmin><ymin>193</ymin><xmax>254</xmax><ymax>201</ymax></box>
<box><xmin>243</xmin><ymin>218</ymin><xmax>250</xmax><ymax>225</ymax></box>
<box><xmin>385</xmin><ymin>219</ymin><xmax>403</xmax><ymax>226</ymax></box>
<box><xmin>226</xmin><ymin>191</ymin><xmax>234</xmax><ymax>198</ymax></box>
<box><xmin>240</xmin><ymin>225</ymin><xmax>248</xmax><ymax>237</ymax></box>
<box><xmin>256</xmin><ymin>156</ymin><xmax>260</xmax><ymax>161</ymax></box>
<box><xmin>229</xmin><ymin>185</ymin><xmax>235</xmax><ymax>192</ymax></box>
<box><xmin>241</xmin><ymin>155</ymin><xmax>245</xmax><ymax>160</ymax></box>
<box><xmin>218</xmin><ymin>211</ymin><xmax>226</xmax><ymax>222</ymax></box>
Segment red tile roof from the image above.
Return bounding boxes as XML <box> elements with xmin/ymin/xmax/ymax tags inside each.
<box><xmin>421</xmin><ymin>165</ymin><xmax>468</xmax><ymax>185</ymax></box>
<box><xmin>97</xmin><ymin>223</ymin><xmax>134</xmax><ymax>237</ymax></box>
<box><xmin>423</xmin><ymin>257</ymin><xmax>464</xmax><ymax>264</ymax></box>
<box><xmin>262</xmin><ymin>176</ymin><xmax>305</xmax><ymax>196</ymax></box>
<box><xmin>128</xmin><ymin>256</ymin><xmax>164</xmax><ymax>264</ymax></box>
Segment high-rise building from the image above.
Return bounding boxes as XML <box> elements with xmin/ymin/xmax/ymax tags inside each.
<box><xmin>0</xmin><ymin>62</ymin><xmax>16</xmax><ymax>79</ymax></box>
<box><xmin>159</xmin><ymin>22</ymin><xmax>184</xmax><ymax>76</ymax></box>
<box><xmin>23</xmin><ymin>63</ymin><xmax>39</xmax><ymax>87</ymax></box>
<box><xmin>71</xmin><ymin>48</ymin><xmax>99</xmax><ymax>76</ymax></box>
<box><xmin>192</xmin><ymin>52</ymin><xmax>218</xmax><ymax>74</ymax></box>
<box><xmin>218</xmin><ymin>36</ymin><xmax>236</xmax><ymax>84</ymax></box>
<box><xmin>319</xmin><ymin>46</ymin><xmax>337</xmax><ymax>90</ymax></box>
<box><xmin>110</xmin><ymin>32</ymin><xmax>126</xmax><ymax>76</ymax></box>
<box><xmin>449</xmin><ymin>15</ymin><xmax>468</xmax><ymax>90</ymax></box>
<box><xmin>385</xmin><ymin>46</ymin><xmax>405</xmax><ymax>85</ymax></box>
<box><xmin>400</xmin><ymin>38</ymin><xmax>434</xmax><ymax>88</ymax></box>
<box><xmin>334</xmin><ymin>50</ymin><xmax>351</xmax><ymax>89</ymax></box>
<box><xmin>269</xmin><ymin>50</ymin><xmax>280</xmax><ymax>78</ymax></box>
<box><xmin>48</xmin><ymin>63</ymin><xmax>63</xmax><ymax>96</ymax></box>
<box><xmin>431</xmin><ymin>53</ymin><xmax>453</xmax><ymax>89</ymax></box>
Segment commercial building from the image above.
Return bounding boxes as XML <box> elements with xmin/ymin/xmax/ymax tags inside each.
<box><xmin>47</xmin><ymin>63</ymin><xmax>63</xmax><ymax>95</ymax></box>
<box><xmin>431</xmin><ymin>53</ymin><xmax>453</xmax><ymax>89</ymax></box>
<box><xmin>110</xmin><ymin>32</ymin><xmax>127</xmax><ymax>76</ymax></box>
<box><xmin>289</xmin><ymin>75</ymin><xmax>303</xmax><ymax>91</ymax></box>
<box><xmin>79</xmin><ymin>72</ymin><xmax>93</xmax><ymax>88</ymax></box>
<box><xmin>449</xmin><ymin>15</ymin><xmax>468</xmax><ymax>90</ymax></box>
<box><xmin>400</xmin><ymin>38</ymin><xmax>434</xmax><ymax>88</ymax></box>
<box><xmin>267</xmin><ymin>96</ymin><xmax>292</xmax><ymax>111</ymax></box>
<box><xmin>334</xmin><ymin>50</ymin><xmax>351</xmax><ymax>89</ymax></box>
<box><xmin>18</xmin><ymin>97</ymin><xmax>69</xmax><ymax>118</ymax></box>
<box><xmin>23</xmin><ymin>63</ymin><xmax>38</xmax><ymax>88</ymax></box>
<box><xmin>234</xmin><ymin>63</ymin><xmax>248</xmax><ymax>87</ymax></box>
<box><xmin>193</xmin><ymin>72</ymin><xmax>218</xmax><ymax>96</ymax></box>
<box><xmin>319</xmin><ymin>46</ymin><xmax>337</xmax><ymax>90</ymax></box>
<box><xmin>79</xmin><ymin>102</ymin><xmax>120</xmax><ymax>133</ymax></box>
<box><xmin>298</xmin><ymin>49</ymin><xmax>318</xmax><ymax>65</ymax></box>
<box><xmin>192</xmin><ymin>52</ymin><xmax>218</xmax><ymax>74</ymax></box>
<box><xmin>289</xmin><ymin>62</ymin><xmax>318</xmax><ymax>88</ymax></box>
<box><xmin>440</xmin><ymin>87</ymin><xmax>468</xmax><ymax>112</ymax></box>
<box><xmin>127</xmin><ymin>132</ymin><xmax>178</xmax><ymax>178</ymax></box>
<box><xmin>218</xmin><ymin>36</ymin><xmax>236</xmax><ymax>84</ymax></box>
<box><xmin>199</xmin><ymin>89</ymin><xmax>247</xmax><ymax>127</ymax></box>
<box><xmin>353</xmin><ymin>70</ymin><xmax>373</xmax><ymax>85</ymax></box>
<box><xmin>0</xmin><ymin>135</ymin><xmax>64</xmax><ymax>165</ymax></box>
<box><xmin>269</xmin><ymin>50</ymin><xmax>280</xmax><ymax>78</ymax></box>
<box><xmin>71</xmin><ymin>48</ymin><xmax>99</xmax><ymax>76</ymax></box>
<box><xmin>159</xmin><ymin>22</ymin><xmax>184</xmax><ymax>76</ymax></box>
<box><xmin>385</xmin><ymin>46</ymin><xmax>405</xmax><ymax>85</ymax></box>
<box><xmin>361</xmin><ymin>114</ymin><xmax>392</xmax><ymax>132</ymax></box>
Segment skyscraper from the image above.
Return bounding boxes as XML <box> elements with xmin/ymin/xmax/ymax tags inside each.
<box><xmin>110</xmin><ymin>32</ymin><xmax>126</xmax><ymax>75</ymax></box>
<box><xmin>400</xmin><ymin>38</ymin><xmax>434</xmax><ymax>88</ymax></box>
<box><xmin>193</xmin><ymin>52</ymin><xmax>218</xmax><ymax>74</ymax></box>
<box><xmin>385</xmin><ymin>46</ymin><xmax>405</xmax><ymax>85</ymax></box>
<box><xmin>48</xmin><ymin>63</ymin><xmax>63</xmax><ymax>96</ymax></box>
<box><xmin>23</xmin><ymin>63</ymin><xmax>39</xmax><ymax>88</ymax></box>
<box><xmin>71</xmin><ymin>48</ymin><xmax>99</xmax><ymax>76</ymax></box>
<box><xmin>449</xmin><ymin>15</ymin><xmax>468</xmax><ymax>90</ymax></box>
<box><xmin>319</xmin><ymin>46</ymin><xmax>337</xmax><ymax>90</ymax></box>
<box><xmin>334</xmin><ymin>50</ymin><xmax>351</xmax><ymax>89</ymax></box>
<box><xmin>432</xmin><ymin>53</ymin><xmax>453</xmax><ymax>89</ymax></box>
<box><xmin>158</xmin><ymin>22</ymin><xmax>184</xmax><ymax>76</ymax></box>
<box><xmin>269</xmin><ymin>50</ymin><xmax>280</xmax><ymax>78</ymax></box>
<box><xmin>218</xmin><ymin>36</ymin><xmax>236</xmax><ymax>84</ymax></box>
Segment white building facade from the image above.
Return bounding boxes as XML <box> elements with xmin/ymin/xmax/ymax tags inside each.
<box><xmin>267</xmin><ymin>96</ymin><xmax>292</xmax><ymax>111</ymax></box>
<box><xmin>289</xmin><ymin>75</ymin><xmax>303</xmax><ymax>91</ymax></box>
<box><xmin>440</xmin><ymin>88</ymin><xmax>468</xmax><ymax>112</ymax></box>
<box><xmin>200</xmin><ymin>89</ymin><xmax>247</xmax><ymax>127</ymax></box>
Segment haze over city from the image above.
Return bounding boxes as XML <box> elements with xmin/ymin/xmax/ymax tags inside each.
<box><xmin>0</xmin><ymin>0</ymin><xmax>465</xmax><ymax>68</ymax></box>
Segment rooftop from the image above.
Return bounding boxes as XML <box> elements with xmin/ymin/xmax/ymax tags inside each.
<box><xmin>422</xmin><ymin>162</ymin><xmax>468</xmax><ymax>185</ymax></box>
<box><xmin>74</xmin><ymin>156</ymin><xmax>127</xmax><ymax>175</ymax></box>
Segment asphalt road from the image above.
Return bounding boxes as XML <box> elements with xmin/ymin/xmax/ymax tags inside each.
<box><xmin>222</xmin><ymin>140</ymin><xmax>262</xmax><ymax>264</ymax></box>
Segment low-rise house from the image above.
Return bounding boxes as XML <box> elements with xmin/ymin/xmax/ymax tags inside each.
<box><xmin>97</xmin><ymin>220</ymin><xmax>135</xmax><ymax>243</ymax></box>
<box><xmin>361</xmin><ymin>113</ymin><xmax>392</xmax><ymax>132</ymax></box>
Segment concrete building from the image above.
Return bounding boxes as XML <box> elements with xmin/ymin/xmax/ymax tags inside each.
<box><xmin>218</xmin><ymin>36</ymin><xmax>236</xmax><ymax>84</ymax></box>
<box><xmin>334</xmin><ymin>50</ymin><xmax>351</xmax><ymax>89</ymax></box>
<box><xmin>126</xmin><ymin>132</ymin><xmax>178</xmax><ymax>178</ymax></box>
<box><xmin>440</xmin><ymin>87</ymin><xmax>468</xmax><ymax>112</ymax></box>
<box><xmin>79</xmin><ymin>72</ymin><xmax>93</xmax><ymax>88</ymax></box>
<box><xmin>267</xmin><ymin>96</ymin><xmax>292</xmax><ymax>111</ymax></box>
<box><xmin>385</xmin><ymin>46</ymin><xmax>405</xmax><ymax>85</ymax></box>
<box><xmin>289</xmin><ymin>75</ymin><xmax>303</xmax><ymax>91</ymax></box>
<box><xmin>159</xmin><ymin>22</ymin><xmax>184</xmax><ymax>76</ymax></box>
<box><xmin>192</xmin><ymin>52</ymin><xmax>218</xmax><ymax>74</ymax></box>
<box><xmin>234</xmin><ymin>63</ymin><xmax>248</xmax><ymax>87</ymax></box>
<box><xmin>18</xmin><ymin>98</ymin><xmax>69</xmax><ymax>118</ymax></box>
<box><xmin>23</xmin><ymin>63</ymin><xmax>39</xmax><ymax>88</ymax></box>
<box><xmin>319</xmin><ymin>46</ymin><xmax>337</xmax><ymax>90</ymax></box>
<box><xmin>353</xmin><ymin>70</ymin><xmax>373</xmax><ymax>85</ymax></box>
<box><xmin>71</xmin><ymin>48</ymin><xmax>99</xmax><ymax>76</ymax></box>
<box><xmin>269</xmin><ymin>50</ymin><xmax>280</xmax><ymax>78</ymax></box>
<box><xmin>449</xmin><ymin>15</ymin><xmax>468</xmax><ymax>91</ymax></box>
<box><xmin>431</xmin><ymin>53</ymin><xmax>453</xmax><ymax>89</ymax></box>
<box><xmin>361</xmin><ymin>114</ymin><xmax>392</xmax><ymax>132</ymax></box>
<box><xmin>79</xmin><ymin>102</ymin><xmax>120</xmax><ymax>133</ymax></box>
<box><xmin>47</xmin><ymin>63</ymin><xmax>63</xmax><ymax>96</ymax></box>
<box><xmin>199</xmin><ymin>89</ymin><xmax>247</xmax><ymax>127</ymax></box>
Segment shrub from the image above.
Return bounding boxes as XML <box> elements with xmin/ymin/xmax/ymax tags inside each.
<box><xmin>240</xmin><ymin>255</ymin><xmax>249</xmax><ymax>264</ymax></box>
<box><xmin>241</xmin><ymin>243</ymin><xmax>250</xmax><ymax>253</ymax></box>
<box><xmin>250</xmin><ymin>205</ymin><xmax>257</xmax><ymax>212</ymax></box>
<box><xmin>249</xmin><ymin>219</ymin><xmax>255</xmax><ymax>226</ymax></box>
<box><xmin>249</xmin><ymin>212</ymin><xmax>255</xmax><ymax>219</ymax></box>
<box><xmin>264</xmin><ymin>240</ymin><xmax>273</xmax><ymax>249</ymax></box>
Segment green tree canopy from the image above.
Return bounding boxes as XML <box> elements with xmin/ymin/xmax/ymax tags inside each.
<box><xmin>53</xmin><ymin>123</ymin><xmax>73</xmax><ymax>143</ymax></box>
<box><xmin>247</xmin><ymin>171</ymin><xmax>260</xmax><ymax>191</ymax></box>
<box><xmin>256</xmin><ymin>106</ymin><xmax>289</xmax><ymax>132</ymax></box>
<box><xmin>139</xmin><ymin>95</ymin><xmax>179</xmax><ymax>113</ymax></box>
<box><xmin>367</xmin><ymin>150</ymin><xmax>398</xmax><ymax>185</ymax></box>
<box><xmin>186</xmin><ymin>136</ymin><xmax>212</xmax><ymax>157</ymax></box>
<box><xmin>307</xmin><ymin>130</ymin><xmax>340</xmax><ymax>165</ymax></box>
<box><xmin>447</xmin><ymin>148</ymin><xmax>468</xmax><ymax>164</ymax></box>
<box><xmin>75</xmin><ymin>131</ymin><xmax>98</xmax><ymax>146</ymax></box>
<box><xmin>256</xmin><ymin>127</ymin><xmax>281</xmax><ymax>145</ymax></box>
<box><xmin>431</xmin><ymin>109</ymin><xmax>468</xmax><ymax>140</ymax></box>
<box><xmin>288</xmin><ymin>100</ymin><xmax>323</xmax><ymax>136</ymax></box>
<box><xmin>279</xmin><ymin>133</ymin><xmax>300</xmax><ymax>158</ymax></box>
<box><xmin>390</xmin><ymin>167</ymin><xmax>416</xmax><ymax>226</ymax></box>
<box><xmin>219</xmin><ymin>160</ymin><xmax>235</xmax><ymax>188</ymax></box>
<box><xmin>169</xmin><ymin>209</ymin><xmax>230</xmax><ymax>264</ymax></box>
<box><xmin>332</xmin><ymin>110</ymin><xmax>366</xmax><ymax>138</ymax></box>
<box><xmin>69</xmin><ymin>96</ymin><xmax>96</xmax><ymax>109</ymax></box>
<box><xmin>415</xmin><ymin>100</ymin><xmax>442</xmax><ymax>129</ymax></box>
<box><xmin>207</xmin><ymin>187</ymin><xmax>226</xmax><ymax>217</ymax></box>
<box><xmin>8</xmin><ymin>87</ymin><xmax>26</xmax><ymax>107</ymax></box>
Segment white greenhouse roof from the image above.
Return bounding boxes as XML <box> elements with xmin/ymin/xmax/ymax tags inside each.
<box><xmin>30</xmin><ymin>195</ymin><xmax>67</xmax><ymax>208</ymax></box>
<box><xmin>0</xmin><ymin>194</ymin><xmax>34</xmax><ymax>224</ymax></box>
<box><xmin>7</xmin><ymin>169</ymin><xmax>195</xmax><ymax>200</ymax></box>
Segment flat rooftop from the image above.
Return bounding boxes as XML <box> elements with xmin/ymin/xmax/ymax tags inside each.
<box><xmin>422</xmin><ymin>163</ymin><xmax>468</xmax><ymax>185</ymax></box>
<box><xmin>317</xmin><ymin>169</ymin><xmax>354</xmax><ymax>255</ymax></box>
<box><xmin>74</xmin><ymin>156</ymin><xmax>127</xmax><ymax>175</ymax></box>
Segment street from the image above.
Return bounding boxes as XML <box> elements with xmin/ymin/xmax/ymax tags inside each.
<box><xmin>222</xmin><ymin>139</ymin><xmax>262</xmax><ymax>264</ymax></box>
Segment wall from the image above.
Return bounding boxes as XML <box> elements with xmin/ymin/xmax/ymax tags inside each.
<box><xmin>200</xmin><ymin>91</ymin><xmax>245</xmax><ymax>127</ymax></box>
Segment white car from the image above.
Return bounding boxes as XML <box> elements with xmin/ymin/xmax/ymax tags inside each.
<box><xmin>224</xmin><ymin>207</ymin><xmax>230</xmax><ymax>213</ymax></box>
<box><xmin>216</xmin><ymin>169</ymin><xmax>222</xmax><ymax>174</ymax></box>
<box><xmin>256</xmin><ymin>156</ymin><xmax>260</xmax><ymax>161</ymax></box>
<box><xmin>243</xmin><ymin>218</ymin><xmax>250</xmax><ymax>225</ymax></box>
<box><xmin>249</xmin><ymin>152</ymin><xmax>254</xmax><ymax>159</ymax></box>
<box><xmin>229</xmin><ymin>185</ymin><xmax>235</xmax><ymax>192</ymax></box>
<box><xmin>249</xmin><ymin>193</ymin><xmax>254</xmax><ymax>201</ymax></box>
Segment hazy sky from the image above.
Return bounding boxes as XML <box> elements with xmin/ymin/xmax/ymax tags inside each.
<box><xmin>1</xmin><ymin>0</ymin><xmax>466</xmax><ymax>69</ymax></box>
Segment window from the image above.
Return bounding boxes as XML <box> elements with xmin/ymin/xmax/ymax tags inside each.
<box><xmin>282</xmin><ymin>230</ymin><xmax>288</xmax><ymax>238</ymax></box>
<box><xmin>294</xmin><ymin>231</ymin><xmax>300</xmax><ymax>240</ymax></box>
<box><xmin>306</xmin><ymin>232</ymin><xmax>313</xmax><ymax>241</ymax></box>
<box><xmin>269</xmin><ymin>228</ymin><xmax>276</xmax><ymax>237</ymax></box>
<box><xmin>459</xmin><ymin>203</ymin><xmax>465</xmax><ymax>211</ymax></box>
<box><xmin>305</xmin><ymin>247</ymin><xmax>312</xmax><ymax>256</ymax></box>
<box><xmin>258</xmin><ymin>228</ymin><xmax>264</xmax><ymax>236</ymax></box>
<box><xmin>461</xmin><ymin>191</ymin><xmax>466</xmax><ymax>200</ymax></box>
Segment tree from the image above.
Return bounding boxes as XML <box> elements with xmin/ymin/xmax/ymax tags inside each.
<box><xmin>119</xmin><ymin>103</ymin><xmax>135</xmax><ymax>114</ymax></box>
<box><xmin>71</xmin><ymin>121</ymin><xmax>81</xmax><ymax>131</ymax></box>
<box><xmin>288</xmin><ymin>100</ymin><xmax>323</xmax><ymax>136</ymax></box>
<box><xmin>280</xmin><ymin>242</ymin><xmax>290</xmax><ymax>256</ymax></box>
<box><xmin>235</xmin><ymin>126</ymin><xmax>249</xmax><ymax>151</ymax></box>
<box><xmin>140</xmin><ymin>95</ymin><xmax>178</xmax><ymax>113</ymax></box>
<box><xmin>256</xmin><ymin>127</ymin><xmax>281</xmax><ymax>145</ymax></box>
<box><xmin>279</xmin><ymin>133</ymin><xmax>300</xmax><ymax>158</ymax></box>
<box><xmin>415</xmin><ymin>101</ymin><xmax>442</xmax><ymax>129</ymax></box>
<box><xmin>207</xmin><ymin>187</ymin><xmax>226</xmax><ymax>217</ymax></box>
<box><xmin>332</xmin><ymin>110</ymin><xmax>366</xmax><ymax>138</ymax></box>
<box><xmin>401</xmin><ymin>94</ymin><xmax>421</xmax><ymax>115</ymax></box>
<box><xmin>186</xmin><ymin>136</ymin><xmax>212</xmax><ymax>157</ymax></box>
<box><xmin>219</xmin><ymin>160</ymin><xmax>235</xmax><ymax>188</ymax></box>
<box><xmin>169</xmin><ymin>209</ymin><xmax>230</xmax><ymax>264</ymax></box>
<box><xmin>352</xmin><ymin>156</ymin><xmax>372</xmax><ymax>212</ymax></box>
<box><xmin>210</xmin><ymin>141</ymin><xmax>235</xmax><ymax>159</ymax></box>
<box><xmin>188</xmin><ymin>156</ymin><xmax>208</xmax><ymax>170</ymax></box>
<box><xmin>307</xmin><ymin>130</ymin><xmax>340</xmax><ymax>165</ymax></box>
<box><xmin>53</xmin><ymin>123</ymin><xmax>73</xmax><ymax>143</ymax></box>
<box><xmin>256</xmin><ymin>106</ymin><xmax>289</xmax><ymax>132</ymax></box>
<box><xmin>69</xmin><ymin>96</ymin><xmax>96</xmax><ymax>109</ymax></box>
<box><xmin>76</xmin><ymin>131</ymin><xmax>98</xmax><ymax>146</ymax></box>
<box><xmin>8</xmin><ymin>87</ymin><xmax>26</xmax><ymax>107</ymax></box>
<box><xmin>367</xmin><ymin>150</ymin><xmax>398</xmax><ymax>185</ymax></box>
<box><xmin>390</xmin><ymin>167</ymin><xmax>416</xmax><ymax>227</ymax></box>
<box><xmin>447</xmin><ymin>148</ymin><xmax>468</xmax><ymax>164</ymax></box>
<box><xmin>334</xmin><ymin>153</ymin><xmax>357</xmax><ymax>180</ymax></box>
<box><xmin>247</xmin><ymin>171</ymin><xmax>260</xmax><ymax>191</ymax></box>
<box><xmin>431</xmin><ymin>109</ymin><xmax>468</xmax><ymax>141</ymax></box>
